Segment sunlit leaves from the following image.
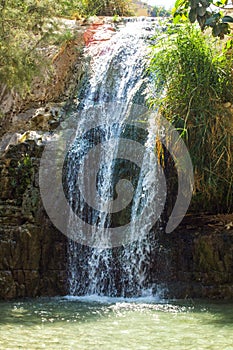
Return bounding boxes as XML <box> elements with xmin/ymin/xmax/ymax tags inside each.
<box><xmin>0</xmin><ymin>0</ymin><xmax>134</xmax><ymax>96</ymax></box>
<box><xmin>173</xmin><ymin>0</ymin><xmax>233</xmax><ymax>38</ymax></box>
<box><xmin>0</xmin><ymin>0</ymin><xmax>62</xmax><ymax>92</ymax></box>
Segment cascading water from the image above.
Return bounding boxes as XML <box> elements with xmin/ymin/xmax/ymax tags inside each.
<box><xmin>64</xmin><ymin>18</ymin><xmax>164</xmax><ymax>297</ymax></box>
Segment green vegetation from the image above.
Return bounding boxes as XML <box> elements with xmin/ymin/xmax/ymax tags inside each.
<box><xmin>0</xmin><ymin>0</ymin><xmax>59</xmax><ymax>93</ymax></box>
<box><xmin>149</xmin><ymin>5</ymin><xmax>171</xmax><ymax>17</ymax></box>
<box><xmin>81</xmin><ymin>0</ymin><xmax>133</xmax><ymax>16</ymax></box>
<box><xmin>58</xmin><ymin>0</ymin><xmax>133</xmax><ymax>17</ymax></box>
<box><xmin>173</xmin><ymin>0</ymin><xmax>233</xmax><ymax>39</ymax></box>
<box><xmin>0</xmin><ymin>0</ymin><xmax>133</xmax><ymax>97</ymax></box>
<box><xmin>149</xmin><ymin>24</ymin><xmax>233</xmax><ymax>212</ymax></box>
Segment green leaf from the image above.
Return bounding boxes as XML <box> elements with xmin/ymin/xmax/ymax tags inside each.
<box><xmin>212</xmin><ymin>24</ymin><xmax>221</xmax><ymax>36</ymax></box>
<box><xmin>197</xmin><ymin>6</ymin><xmax>207</xmax><ymax>16</ymax></box>
<box><xmin>197</xmin><ymin>14</ymin><xmax>207</xmax><ymax>28</ymax></box>
<box><xmin>189</xmin><ymin>8</ymin><xmax>197</xmax><ymax>23</ymax></box>
<box><xmin>219</xmin><ymin>22</ymin><xmax>230</xmax><ymax>34</ymax></box>
<box><xmin>222</xmin><ymin>16</ymin><xmax>233</xmax><ymax>23</ymax></box>
<box><xmin>205</xmin><ymin>15</ymin><xmax>218</xmax><ymax>26</ymax></box>
<box><xmin>174</xmin><ymin>0</ymin><xmax>187</xmax><ymax>8</ymax></box>
<box><xmin>226</xmin><ymin>39</ymin><xmax>233</xmax><ymax>49</ymax></box>
<box><xmin>214</xmin><ymin>0</ymin><xmax>228</xmax><ymax>6</ymax></box>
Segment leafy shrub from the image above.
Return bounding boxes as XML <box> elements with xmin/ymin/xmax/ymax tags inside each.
<box><xmin>59</xmin><ymin>0</ymin><xmax>133</xmax><ymax>17</ymax></box>
<box><xmin>83</xmin><ymin>0</ymin><xmax>133</xmax><ymax>16</ymax></box>
<box><xmin>173</xmin><ymin>0</ymin><xmax>233</xmax><ymax>39</ymax></box>
<box><xmin>0</xmin><ymin>0</ymin><xmax>65</xmax><ymax>94</ymax></box>
<box><xmin>149</xmin><ymin>24</ymin><xmax>233</xmax><ymax>212</ymax></box>
<box><xmin>0</xmin><ymin>0</ymin><xmax>133</xmax><ymax>98</ymax></box>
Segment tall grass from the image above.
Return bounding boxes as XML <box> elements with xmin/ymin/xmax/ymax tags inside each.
<box><xmin>149</xmin><ymin>24</ymin><xmax>233</xmax><ymax>213</ymax></box>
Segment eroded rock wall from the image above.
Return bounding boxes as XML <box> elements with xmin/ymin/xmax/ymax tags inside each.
<box><xmin>0</xmin><ymin>140</ymin><xmax>68</xmax><ymax>299</ymax></box>
<box><xmin>0</xmin><ymin>17</ymin><xmax>232</xmax><ymax>300</ymax></box>
<box><xmin>0</xmin><ymin>18</ymin><xmax>88</xmax><ymax>299</ymax></box>
<box><xmin>152</xmin><ymin>215</ymin><xmax>233</xmax><ymax>300</ymax></box>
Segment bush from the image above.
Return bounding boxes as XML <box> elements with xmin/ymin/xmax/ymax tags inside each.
<box><xmin>0</xmin><ymin>0</ymin><xmax>63</xmax><ymax>94</ymax></box>
<box><xmin>84</xmin><ymin>0</ymin><xmax>133</xmax><ymax>16</ymax></box>
<box><xmin>59</xmin><ymin>0</ymin><xmax>133</xmax><ymax>17</ymax></box>
<box><xmin>149</xmin><ymin>24</ymin><xmax>233</xmax><ymax>212</ymax></box>
<box><xmin>0</xmin><ymin>0</ymin><xmax>133</xmax><ymax>98</ymax></box>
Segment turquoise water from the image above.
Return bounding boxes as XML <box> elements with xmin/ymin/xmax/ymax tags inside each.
<box><xmin>0</xmin><ymin>296</ymin><xmax>233</xmax><ymax>349</ymax></box>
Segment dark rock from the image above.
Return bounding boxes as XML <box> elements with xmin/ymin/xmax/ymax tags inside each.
<box><xmin>150</xmin><ymin>215</ymin><xmax>233</xmax><ymax>300</ymax></box>
<box><xmin>0</xmin><ymin>139</ymin><xmax>68</xmax><ymax>299</ymax></box>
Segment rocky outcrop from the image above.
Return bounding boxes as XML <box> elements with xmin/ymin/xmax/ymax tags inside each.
<box><xmin>0</xmin><ymin>16</ymin><xmax>120</xmax><ymax>300</ymax></box>
<box><xmin>0</xmin><ymin>137</ymin><xmax>68</xmax><ymax>299</ymax></box>
<box><xmin>0</xmin><ymin>16</ymin><xmax>86</xmax><ymax>299</ymax></box>
<box><xmin>4</xmin><ymin>20</ymin><xmax>84</xmax><ymax>102</ymax></box>
<box><xmin>0</xmin><ymin>16</ymin><xmax>232</xmax><ymax>301</ymax></box>
<box><xmin>152</xmin><ymin>214</ymin><xmax>233</xmax><ymax>300</ymax></box>
<box><xmin>0</xmin><ymin>18</ymin><xmax>86</xmax><ymax>138</ymax></box>
<box><xmin>1</xmin><ymin>134</ymin><xmax>233</xmax><ymax>300</ymax></box>
<box><xmin>0</xmin><ymin>16</ymin><xmax>121</xmax><ymax>300</ymax></box>
<box><xmin>0</xmin><ymin>17</ymin><xmax>119</xmax><ymax>138</ymax></box>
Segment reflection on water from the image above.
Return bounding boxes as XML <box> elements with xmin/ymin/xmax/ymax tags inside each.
<box><xmin>0</xmin><ymin>297</ymin><xmax>233</xmax><ymax>349</ymax></box>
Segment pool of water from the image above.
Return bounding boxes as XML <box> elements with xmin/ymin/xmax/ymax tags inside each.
<box><xmin>0</xmin><ymin>296</ymin><xmax>233</xmax><ymax>349</ymax></box>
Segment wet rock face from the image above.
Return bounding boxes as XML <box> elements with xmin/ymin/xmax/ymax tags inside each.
<box><xmin>0</xmin><ymin>17</ymin><xmax>232</xmax><ymax>300</ymax></box>
<box><xmin>151</xmin><ymin>215</ymin><xmax>233</xmax><ymax>300</ymax></box>
<box><xmin>0</xmin><ymin>140</ymin><xmax>68</xmax><ymax>299</ymax></box>
<box><xmin>0</xmin><ymin>137</ymin><xmax>233</xmax><ymax>300</ymax></box>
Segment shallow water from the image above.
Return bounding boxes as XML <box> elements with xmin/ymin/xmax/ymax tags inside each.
<box><xmin>0</xmin><ymin>297</ymin><xmax>233</xmax><ymax>349</ymax></box>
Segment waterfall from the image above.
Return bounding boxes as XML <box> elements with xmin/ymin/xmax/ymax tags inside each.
<box><xmin>65</xmin><ymin>18</ymin><xmax>163</xmax><ymax>297</ymax></box>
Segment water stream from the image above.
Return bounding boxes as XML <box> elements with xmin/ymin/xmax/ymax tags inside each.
<box><xmin>64</xmin><ymin>18</ymin><xmax>163</xmax><ymax>297</ymax></box>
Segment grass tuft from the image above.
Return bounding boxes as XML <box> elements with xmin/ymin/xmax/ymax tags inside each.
<box><xmin>149</xmin><ymin>24</ymin><xmax>233</xmax><ymax>212</ymax></box>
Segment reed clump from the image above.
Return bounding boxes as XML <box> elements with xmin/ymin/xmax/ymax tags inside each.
<box><xmin>149</xmin><ymin>24</ymin><xmax>233</xmax><ymax>212</ymax></box>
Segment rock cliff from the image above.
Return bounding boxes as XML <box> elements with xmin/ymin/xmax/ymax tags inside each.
<box><xmin>0</xmin><ymin>18</ymin><xmax>88</xmax><ymax>299</ymax></box>
<box><xmin>0</xmin><ymin>17</ymin><xmax>232</xmax><ymax>300</ymax></box>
